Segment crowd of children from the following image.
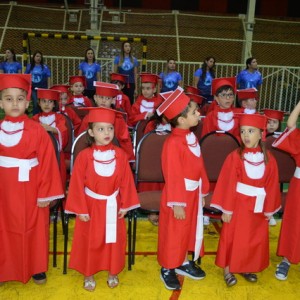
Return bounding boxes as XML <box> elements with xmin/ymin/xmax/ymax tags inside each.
<box><xmin>1</xmin><ymin>50</ymin><xmax>299</xmax><ymax>294</ymax></box>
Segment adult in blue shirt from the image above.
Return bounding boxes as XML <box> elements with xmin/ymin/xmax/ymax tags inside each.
<box><xmin>0</xmin><ymin>48</ymin><xmax>22</xmax><ymax>74</ymax></box>
<box><xmin>78</xmin><ymin>48</ymin><xmax>101</xmax><ymax>99</ymax></box>
<box><xmin>159</xmin><ymin>59</ymin><xmax>182</xmax><ymax>93</ymax></box>
<box><xmin>114</xmin><ymin>41</ymin><xmax>139</xmax><ymax>104</ymax></box>
<box><xmin>237</xmin><ymin>57</ymin><xmax>263</xmax><ymax>90</ymax></box>
<box><xmin>25</xmin><ymin>50</ymin><xmax>51</xmax><ymax>115</ymax></box>
<box><xmin>193</xmin><ymin>56</ymin><xmax>216</xmax><ymax>103</ymax></box>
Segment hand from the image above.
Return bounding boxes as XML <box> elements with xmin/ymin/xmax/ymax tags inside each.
<box><xmin>221</xmin><ymin>213</ymin><xmax>232</xmax><ymax>223</ymax></box>
<box><xmin>118</xmin><ymin>210</ymin><xmax>127</xmax><ymax>219</ymax></box>
<box><xmin>37</xmin><ymin>201</ymin><xmax>50</xmax><ymax>207</ymax></box>
<box><xmin>173</xmin><ymin>205</ymin><xmax>186</xmax><ymax>220</ymax></box>
<box><xmin>78</xmin><ymin>215</ymin><xmax>90</xmax><ymax>222</ymax></box>
<box><xmin>146</xmin><ymin>112</ymin><xmax>154</xmax><ymax>119</ymax></box>
<box><xmin>202</xmin><ymin>197</ymin><xmax>206</xmax><ymax>207</ymax></box>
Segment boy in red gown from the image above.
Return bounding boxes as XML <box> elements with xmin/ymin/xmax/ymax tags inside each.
<box><xmin>0</xmin><ymin>74</ymin><xmax>64</xmax><ymax>285</ymax></box>
<box><xmin>68</xmin><ymin>75</ymin><xmax>93</xmax><ymax>107</ymax></box>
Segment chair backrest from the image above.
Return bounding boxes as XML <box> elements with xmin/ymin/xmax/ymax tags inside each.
<box><xmin>70</xmin><ymin>131</ymin><xmax>120</xmax><ymax>174</ymax></box>
<box><xmin>48</xmin><ymin>131</ymin><xmax>60</xmax><ymax>165</ymax></box>
<box><xmin>135</xmin><ymin>130</ymin><xmax>170</xmax><ymax>184</ymax></box>
<box><xmin>133</xmin><ymin>119</ymin><xmax>150</xmax><ymax>155</ymax></box>
<box><xmin>60</xmin><ymin>113</ymin><xmax>74</xmax><ymax>153</ymax></box>
<box><xmin>68</xmin><ymin>105</ymin><xmax>89</xmax><ymax>120</ymax></box>
<box><xmin>200</xmin><ymin>131</ymin><xmax>240</xmax><ymax>182</ymax></box>
<box><xmin>265</xmin><ymin>134</ymin><xmax>296</xmax><ymax>183</ymax></box>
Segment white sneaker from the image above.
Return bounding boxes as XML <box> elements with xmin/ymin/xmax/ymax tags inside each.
<box><xmin>269</xmin><ymin>216</ymin><xmax>277</xmax><ymax>226</ymax></box>
<box><xmin>203</xmin><ymin>216</ymin><xmax>210</xmax><ymax>226</ymax></box>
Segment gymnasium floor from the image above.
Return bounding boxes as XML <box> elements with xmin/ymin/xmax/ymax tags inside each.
<box><xmin>1</xmin><ymin>217</ymin><xmax>300</xmax><ymax>300</ymax></box>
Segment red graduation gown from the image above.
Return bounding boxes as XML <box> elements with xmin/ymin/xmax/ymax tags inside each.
<box><xmin>65</xmin><ymin>144</ymin><xmax>140</xmax><ymax>276</ymax></box>
<box><xmin>211</xmin><ymin>148</ymin><xmax>281</xmax><ymax>273</ymax></box>
<box><xmin>130</xmin><ymin>95</ymin><xmax>162</xmax><ymax>126</ymax></box>
<box><xmin>273</xmin><ymin>127</ymin><xmax>300</xmax><ymax>263</ymax></box>
<box><xmin>157</xmin><ymin>128</ymin><xmax>210</xmax><ymax>269</ymax></box>
<box><xmin>0</xmin><ymin>115</ymin><xmax>64</xmax><ymax>283</ymax></box>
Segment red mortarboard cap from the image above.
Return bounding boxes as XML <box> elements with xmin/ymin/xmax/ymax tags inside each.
<box><xmin>212</xmin><ymin>77</ymin><xmax>236</xmax><ymax>95</ymax></box>
<box><xmin>239</xmin><ymin>113</ymin><xmax>267</xmax><ymax>141</ymax></box>
<box><xmin>0</xmin><ymin>74</ymin><xmax>32</xmax><ymax>101</ymax></box>
<box><xmin>262</xmin><ymin>109</ymin><xmax>285</xmax><ymax>121</ymax></box>
<box><xmin>37</xmin><ymin>88</ymin><xmax>60</xmax><ymax>101</ymax></box>
<box><xmin>140</xmin><ymin>73</ymin><xmax>160</xmax><ymax>84</ymax></box>
<box><xmin>185</xmin><ymin>85</ymin><xmax>199</xmax><ymax>95</ymax></box>
<box><xmin>93</xmin><ymin>82</ymin><xmax>120</xmax><ymax>97</ymax></box>
<box><xmin>157</xmin><ymin>87</ymin><xmax>190</xmax><ymax>119</ymax></box>
<box><xmin>78</xmin><ymin>107</ymin><xmax>123</xmax><ymax>124</ymax></box>
<box><xmin>186</xmin><ymin>93</ymin><xmax>204</xmax><ymax>105</ymax></box>
<box><xmin>51</xmin><ymin>84</ymin><xmax>70</xmax><ymax>94</ymax></box>
<box><xmin>69</xmin><ymin>75</ymin><xmax>87</xmax><ymax>88</ymax></box>
<box><xmin>110</xmin><ymin>73</ymin><xmax>128</xmax><ymax>84</ymax></box>
<box><xmin>237</xmin><ymin>88</ymin><xmax>258</xmax><ymax>100</ymax></box>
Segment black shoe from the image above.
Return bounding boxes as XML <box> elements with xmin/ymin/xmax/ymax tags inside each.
<box><xmin>160</xmin><ymin>268</ymin><xmax>181</xmax><ymax>290</ymax></box>
<box><xmin>32</xmin><ymin>272</ymin><xmax>47</xmax><ymax>284</ymax></box>
<box><xmin>175</xmin><ymin>261</ymin><xmax>206</xmax><ymax>280</ymax></box>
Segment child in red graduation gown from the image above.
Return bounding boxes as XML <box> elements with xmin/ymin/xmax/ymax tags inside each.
<box><xmin>32</xmin><ymin>88</ymin><xmax>68</xmax><ymax>189</ymax></box>
<box><xmin>211</xmin><ymin>114</ymin><xmax>281</xmax><ymax>287</ymax></box>
<box><xmin>0</xmin><ymin>74</ymin><xmax>64</xmax><ymax>285</ymax></box>
<box><xmin>200</xmin><ymin>77</ymin><xmax>240</xmax><ymax>141</ymax></box>
<box><xmin>272</xmin><ymin>101</ymin><xmax>300</xmax><ymax>281</ymax></box>
<box><xmin>65</xmin><ymin>107</ymin><xmax>140</xmax><ymax>291</ymax></box>
<box><xmin>68</xmin><ymin>75</ymin><xmax>93</xmax><ymax>107</ymax></box>
<box><xmin>157</xmin><ymin>87</ymin><xmax>210</xmax><ymax>291</ymax></box>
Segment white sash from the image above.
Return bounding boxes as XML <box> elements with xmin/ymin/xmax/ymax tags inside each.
<box><xmin>184</xmin><ymin>178</ymin><xmax>203</xmax><ymax>261</ymax></box>
<box><xmin>85</xmin><ymin>187</ymin><xmax>119</xmax><ymax>243</ymax></box>
<box><xmin>294</xmin><ymin>166</ymin><xmax>300</xmax><ymax>179</ymax></box>
<box><xmin>236</xmin><ymin>182</ymin><xmax>266</xmax><ymax>213</ymax></box>
<box><xmin>0</xmin><ymin>156</ymin><xmax>38</xmax><ymax>182</ymax></box>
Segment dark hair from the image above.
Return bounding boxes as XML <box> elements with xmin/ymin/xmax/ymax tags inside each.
<box><xmin>86</xmin><ymin>124</ymin><xmax>95</xmax><ymax>146</ymax></box>
<box><xmin>201</xmin><ymin>56</ymin><xmax>216</xmax><ymax>81</ymax></box>
<box><xmin>5</xmin><ymin>48</ymin><xmax>17</xmax><ymax>62</ymax></box>
<box><xmin>166</xmin><ymin>100</ymin><xmax>193</xmax><ymax>128</ymax></box>
<box><xmin>246</xmin><ymin>57</ymin><xmax>255</xmax><ymax>69</ymax></box>
<box><xmin>119</xmin><ymin>41</ymin><xmax>134</xmax><ymax>65</ymax></box>
<box><xmin>84</xmin><ymin>48</ymin><xmax>96</xmax><ymax>63</ymax></box>
<box><xmin>37</xmin><ymin>98</ymin><xmax>59</xmax><ymax>112</ymax></box>
<box><xmin>29</xmin><ymin>50</ymin><xmax>45</xmax><ymax>72</ymax></box>
<box><xmin>215</xmin><ymin>85</ymin><xmax>234</xmax><ymax>96</ymax></box>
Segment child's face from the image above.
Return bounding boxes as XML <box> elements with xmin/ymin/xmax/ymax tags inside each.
<box><xmin>60</xmin><ymin>92</ymin><xmax>68</xmax><ymax>106</ymax></box>
<box><xmin>141</xmin><ymin>82</ymin><xmax>156</xmax><ymax>99</ymax></box>
<box><xmin>71</xmin><ymin>82</ymin><xmax>84</xmax><ymax>95</ymax></box>
<box><xmin>94</xmin><ymin>95</ymin><xmax>114</xmax><ymax>108</ymax></box>
<box><xmin>88</xmin><ymin>122</ymin><xmax>114</xmax><ymax>146</ymax></box>
<box><xmin>240</xmin><ymin>126</ymin><xmax>261</xmax><ymax>148</ymax></box>
<box><xmin>178</xmin><ymin>101</ymin><xmax>200</xmax><ymax>129</ymax></box>
<box><xmin>215</xmin><ymin>89</ymin><xmax>235</xmax><ymax>109</ymax></box>
<box><xmin>0</xmin><ymin>88</ymin><xmax>29</xmax><ymax>117</ymax></box>
<box><xmin>241</xmin><ymin>98</ymin><xmax>257</xmax><ymax>110</ymax></box>
<box><xmin>113</xmin><ymin>81</ymin><xmax>124</xmax><ymax>90</ymax></box>
<box><xmin>267</xmin><ymin>119</ymin><xmax>279</xmax><ymax>133</ymax></box>
<box><xmin>39</xmin><ymin>99</ymin><xmax>55</xmax><ymax>113</ymax></box>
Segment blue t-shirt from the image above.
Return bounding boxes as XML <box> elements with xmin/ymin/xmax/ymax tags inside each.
<box><xmin>78</xmin><ymin>61</ymin><xmax>101</xmax><ymax>90</ymax></box>
<box><xmin>237</xmin><ymin>69</ymin><xmax>263</xmax><ymax>89</ymax></box>
<box><xmin>114</xmin><ymin>56</ymin><xmax>139</xmax><ymax>83</ymax></box>
<box><xmin>25</xmin><ymin>64</ymin><xmax>51</xmax><ymax>88</ymax></box>
<box><xmin>194</xmin><ymin>68</ymin><xmax>214</xmax><ymax>96</ymax></box>
<box><xmin>0</xmin><ymin>61</ymin><xmax>22</xmax><ymax>74</ymax></box>
<box><xmin>159</xmin><ymin>71</ymin><xmax>182</xmax><ymax>92</ymax></box>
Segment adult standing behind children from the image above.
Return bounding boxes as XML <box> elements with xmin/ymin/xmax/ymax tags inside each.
<box><xmin>237</xmin><ymin>57</ymin><xmax>263</xmax><ymax>90</ymax></box>
<box><xmin>0</xmin><ymin>74</ymin><xmax>64</xmax><ymax>285</ymax></box>
<box><xmin>78</xmin><ymin>48</ymin><xmax>101</xmax><ymax>99</ymax></box>
<box><xmin>0</xmin><ymin>48</ymin><xmax>22</xmax><ymax>74</ymax></box>
<box><xmin>159</xmin><ymin>59</ymin><xmax>182</xmax><ymax>93</ymax></box>
<box><xmin>65</xmin><ymin>106</ymin><xmax>140</xmax><ymax>291</ymax></box>
<box><xmin>272</xmin><ymin>101</ymin><xmax>300</xmax><ymax>281</ymax></box>
<box><xmin>113</xmin><ymin>41</ymin><xmax>139</xmax><ymax>104</ymax></box>
<box><xmin>193</xmin><ymin>56</ymin><xmax>216</xmax><ymax>103</ymax></box>
<box><xmin>210</xmin><ymin>114</ymin><xmax>281</xmax><ymax>287</ymax></box>
<box><xmin>157</xmin><ymin>87</ymin><xmax>209</xmax><ymax>291</ymax></box>
<box><xmin>25</xmin><ymin>50</ymin><xmax>51</xmax><ymax>115</ymax></box>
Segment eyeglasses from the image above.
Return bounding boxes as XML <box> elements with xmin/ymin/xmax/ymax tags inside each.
<box><xmin>218</xmin><ymin>93</ymin><xmax>235</xmax><ymax>99</ymax></box>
